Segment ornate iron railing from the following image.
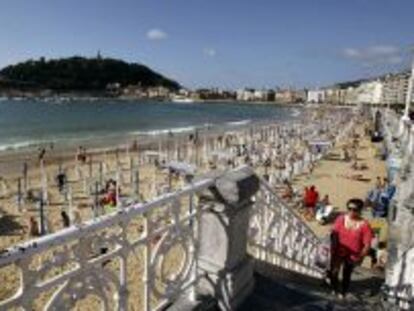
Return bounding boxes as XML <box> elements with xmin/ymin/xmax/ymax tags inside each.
<box><xmin>382</xmin><ymin>245</ymin><xmax>414</xmax><ymax>311</ymax></box>
<box><xmin>0</xmin><ymin>167</ymin><xmax>324</xmax><ymax>311</ymax></box>
<box><xmin>0</xmin><ymin>178</ymin><xmax>214</xmax><ymax>311</ymax></box>
<box><xmin>382</xmin><ymin>109</ymin><xmax>414</xmax><ymax>310</ymax></box>
<box><xmin>248</xmin><ymin>177</ymin><xmax>323</xmax><ymax>278</ymax></box>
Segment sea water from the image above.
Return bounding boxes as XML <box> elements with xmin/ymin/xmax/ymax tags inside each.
<box><xmin>0</xmin><ymin>99</ymin><xmax>300</xmax><ymax>152</ymax></box>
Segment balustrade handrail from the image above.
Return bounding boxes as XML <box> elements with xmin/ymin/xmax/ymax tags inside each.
<box><xmin>0</xmin><ymin>165</ymin><xmax>325</xmax><ymax>310</ymax></box>
<box><xmin>248</xmin><ymin>174</ymin><xmax>323</xmax><ymax>279</ymax></box>
<box><xmin>0</xmin><ymin>165</ymin><xmax>322</xmax><ymax>269</ymax></box>
<box><xmin>0</xmin><ymin>177</ymin><xmax>214</xmax><ymax>267</ymax></box>
<box><xmin>256</xmin><ymin>175</ymin><xmax>321</xmax><ymax>242</ymax></box>
<box><xmin>381</xmin><ymin>108</ymin><xmax>414</xmax><ymax>310</ymax></box>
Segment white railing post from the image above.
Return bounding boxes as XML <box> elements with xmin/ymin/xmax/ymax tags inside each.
<box><xmin>196</xmin><ymin>166</ymin><xmax>259</xmax><ymax>310</ymax></box>
<box><xmin>119</xmin><ymin>254</ymin><xmax>128</xmax><ymax>311</ymax></box>
<box><xmin>143</xmin><ymin>210</ymin><xmax>152</xmax><ymax>311</ymax></box>
<box><xmin>188</xmin><ymin>192</ymin><xmax>198</xmax><ymax>302</ymax></box>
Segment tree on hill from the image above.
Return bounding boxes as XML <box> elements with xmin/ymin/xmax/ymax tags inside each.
<box><xmin>0</xmin><ymin>56</ymin><xmax>180</xmax><ymax>91</ymax></box>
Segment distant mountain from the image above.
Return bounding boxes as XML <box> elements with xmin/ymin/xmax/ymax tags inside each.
<box><xmin>0</xmin><ymin>56</ymin><xmax>180</xmax><ymax>91</ymax></box>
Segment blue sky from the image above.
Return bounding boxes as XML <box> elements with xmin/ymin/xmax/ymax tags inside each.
<box><xmin>1</xmin><ymin>0</ymin><xmax>413</xmax><ymax>89</ymax></box>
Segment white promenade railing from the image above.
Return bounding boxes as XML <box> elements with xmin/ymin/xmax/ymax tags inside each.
<box><xmin>0</xmin><ymin>166</ymin><xmax>324</xmax><ymax>311</ymax></box>
<box><xmin>382</xmin><ymin>109</ymin><xmax>414</xmax><ymax>310</ymax></box>
<box><xmin>249</xmin><ymin>177</ymin><xmax>323</xmax><ymax>279</ymax></box>
<box><xmin>0</xmin><ymin>177</ymin><xmax>214</xmax><ymax>311</ymax></box>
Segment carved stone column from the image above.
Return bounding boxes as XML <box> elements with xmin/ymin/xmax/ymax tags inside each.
<box><xmin>196</xmin><ymin>166</ymin><xmax>260</xmax><ymax>310</ymax></box>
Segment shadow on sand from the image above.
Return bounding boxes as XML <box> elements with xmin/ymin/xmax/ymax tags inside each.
<box><xmin>0</xmin><ymin>209</ymin><xmax>25</xmax><ymax>235</ymax></box>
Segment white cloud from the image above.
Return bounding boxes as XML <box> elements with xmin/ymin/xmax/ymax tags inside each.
<box><xmin>343</xmin><ymin>48</ymin><xmax>361</xmax><ymax>58</ymax></box>
<box><xmin>368</xmin><ymin>45</ymin><xmax>399</xmax><ymax>55</ymax></box>
<box><xmin>342</xmin><ymin>45</ymin><xmax>402</xmax><ymax>65</ymax></box>
<box><xmin>147</xmin><ymin>29</ymin><xmax>168</xmax><ymax>40</ymax></box>
<box><xmin>203</xmin><ymin>48</ymin><xmax>216</xmax><ymax>57</ymax></box>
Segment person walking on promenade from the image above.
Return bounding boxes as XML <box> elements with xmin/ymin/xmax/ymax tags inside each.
<box><xmin>330</xmin><ymin>198</ymin><xmax>373</xmax><ymax>299</ymax></box>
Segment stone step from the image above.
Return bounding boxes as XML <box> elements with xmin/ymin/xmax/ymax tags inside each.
<box><xmin>240</xmin><ymin>272</ymin><xmax>385</xmax><ymax>311</ymax></box>
<box><xmin>165</xmin><ymin>293</ymin><xmax>219</xmax><ymax>311</ymax></box>
<box><xmin>239</xmin><ymin>262</ymin><xmax>385</xmax><ymax>311</ymax></box>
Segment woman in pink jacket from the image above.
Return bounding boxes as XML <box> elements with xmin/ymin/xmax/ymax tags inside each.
<box><xmin>330</xmin><ymin>198</ymin><xmax>373</xmax><ymax>299</ymax></box>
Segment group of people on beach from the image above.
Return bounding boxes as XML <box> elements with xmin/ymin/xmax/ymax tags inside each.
<box><xmin>275</xmin><ymin>116</ymin><xmax>394</xmax><ymax>300</ymax></box>
<box><xmin>302</xmin><ymin>185</ymin><xmax>333</xmax><ymax>224</ymax></box>
<box><xmin>281</xmin><ymin>181</ymin><xmax>334</xmax><ymax>224</ymax></box>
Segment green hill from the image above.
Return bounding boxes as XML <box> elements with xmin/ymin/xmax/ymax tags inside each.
<box><xmin>0</xmin><ymin>56</ymin><xmax>180</xmax><ymax>91</ymax></box>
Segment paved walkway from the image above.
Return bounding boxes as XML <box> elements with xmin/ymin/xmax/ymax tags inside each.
<box><xmin>241</xmin><ymin>269</ymin><xmax>385</xmax><ymax>311</ymax></box>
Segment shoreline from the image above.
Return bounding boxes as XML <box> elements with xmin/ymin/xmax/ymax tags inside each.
<box><xmin>0</xmin><ymin>115</ymin><xmax>295</xmax><ymax>179</ymax></box>
<box><xmin>1</xmin><ymin>95</ymin><xmax>306</xmax><ymax>105</ymax></box>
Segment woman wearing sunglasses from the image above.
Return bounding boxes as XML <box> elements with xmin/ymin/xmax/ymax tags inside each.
<box><xmin>330</xmin><ymin>198</ymin><xmax>373</xmax><ymax>299</ymax></box>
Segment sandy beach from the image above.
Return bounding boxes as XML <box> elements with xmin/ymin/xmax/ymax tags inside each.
<box><xmin>0</xmin><ymin>106</ymin><xmax>384</xmax><ymax>309</ymax></box>
<box><xmin>293</xmin><ymin>123</ymin><xmax>387</xmax><ymax>238</ymax></box>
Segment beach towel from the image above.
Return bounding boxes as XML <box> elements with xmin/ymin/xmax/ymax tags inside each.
<box><xmin>316</xmin><ymin>205</ymin><xmax>334</xmax><ymax>224</ymax></box>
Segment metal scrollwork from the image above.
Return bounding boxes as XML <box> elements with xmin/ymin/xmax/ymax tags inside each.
<box><xmin>249</xmin><ymin>178</ymin><xmax>323</xmax><ymax>278</ymax></box>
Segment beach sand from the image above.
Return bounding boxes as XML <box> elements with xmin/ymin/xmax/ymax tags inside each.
<box><xmin>0</xmin><ymin>109</ymin><xmax>385</xmax><ymax>309</ymax></box>
<box><xmin>292</xmin><ymin>123</ymin><xmax>387</xmax><ymax>238</ymax></box>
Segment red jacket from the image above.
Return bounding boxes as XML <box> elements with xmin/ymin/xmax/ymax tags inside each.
<box><xmin>332</xmin><ymin>214</ymin><xmax>373</xmax><ymax>262</ymax></box>
<box><xmin>305</xmin><ymin>189</ymin><xmax>319</xmax><ymax>208</ymax></box>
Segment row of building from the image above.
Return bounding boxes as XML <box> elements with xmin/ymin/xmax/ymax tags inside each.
<box><xmin>308</xmin><ymin>70</ymin><xmax>413</xmax><ymax>106</ymax></box>
<box><xmin>234</xmin><ymin>88</ymin><xmax>307</xmax><ymax>103</ymax></box>
<box><xmin>104</xmin><ymin>67</ymin><xmax>413</xmax><ymax>106</ymax></box>
<box><xmin>107</xmin><ymin>84</ymin><xmax>309</xmax><ymax>103</ymax></box>
<box><xmin>193</xmin><ymin>69</ymin><xmax>413</xmax><ymax>105</ymax></box>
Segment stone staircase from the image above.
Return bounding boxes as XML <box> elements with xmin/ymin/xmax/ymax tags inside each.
<box><xmin>239</xmin><ymin>263</ymin><xmax>385</xmax><ymax>311</ymax></box>
<box><xmin>242</xmin><ymin>181</ymin><xmax>387</xmax><ymax>311</ymax></box>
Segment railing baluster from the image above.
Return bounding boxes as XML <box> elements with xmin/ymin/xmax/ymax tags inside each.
<box><xmin>144</xmin><ymin>210</ymin><xmax>152</xmax><ymax>311</ymax></box>
<box><xmin>119</xmin><ymin>252</ymin><xmax>128</xmax><ymax>311</ymax></box>
<box><xmin>189</xmin><ymin>193</ymin><xmax>198</xmax><ymax>302</ymax></box>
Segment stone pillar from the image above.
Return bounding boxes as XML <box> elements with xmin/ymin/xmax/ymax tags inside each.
<box><xmin>196</xmin><ymin>167</ymin><xmax>259</xmax><ymax>310</ymax></box>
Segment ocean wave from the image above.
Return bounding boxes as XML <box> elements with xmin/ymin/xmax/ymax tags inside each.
<box><xmin>0</xmin><ymin>141</ymin><xmax>44</xmax><ymax>152</ymax></box>
<box><xmin>226</xmin><ymin>119</ymin><xmax>251</xmax><ymax>126</ymax></box>
<box><xmin>131</xmin><ymin>126</ymin><xmax>197</xmax><ymax>136</ymax></box>
<box><xmin>291</xmin><ymin>109</ymin><xmax>301</xmax><ymax>117</ymax></box>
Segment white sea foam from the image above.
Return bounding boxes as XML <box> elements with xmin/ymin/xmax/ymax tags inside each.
<box><xmin>0</xmin><ymin>141</ymin><xmax>41</xmax><ymax>152</ymax></box>
<box><xmin>226</xmin><ymin>119</ymin><xmax>251</xmax><ymax>126</ymax></box>
<box><xmin>130</xmin><ymin>126</ymin><xmax>197</xmax><ymax>136</ymax></box>
<box><xmin>291</xmin><ymin>109</ymin><xmax>301</xmax><ymax>117</ymax></box>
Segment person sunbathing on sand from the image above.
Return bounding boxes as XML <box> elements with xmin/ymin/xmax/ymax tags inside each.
<box><xmin>315</xmin><ymin>195</ymin><xmax>334</xmax><ymax>224</ymax></box>
<box><xmin>351</xmin><ymin>161</ymin><xmax>368</xmax><ymax>171</ymax></box>
<box><xmin>337</xmin><ymin>173</ymin><xmax>366</xmax><ymax>181</ymax></box>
